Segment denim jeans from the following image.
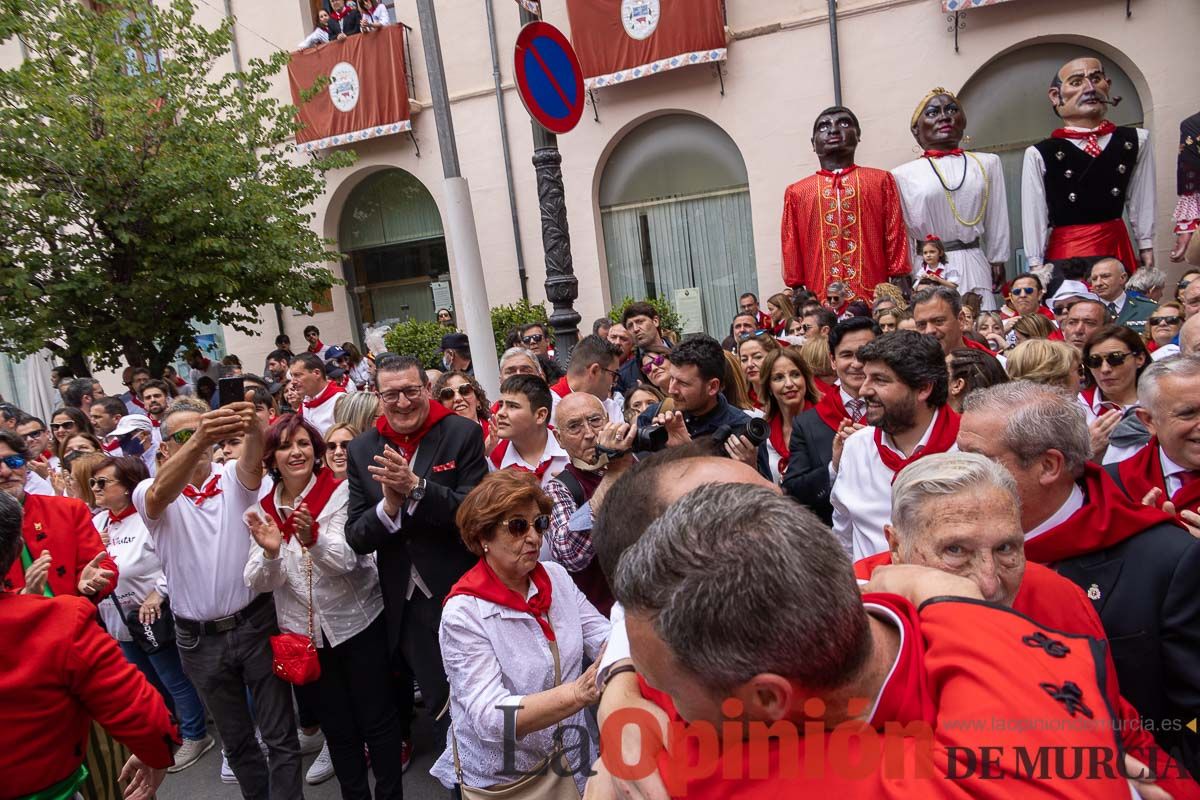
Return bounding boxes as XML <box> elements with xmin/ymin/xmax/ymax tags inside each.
<box><xmin>119</xmin><ymin>640</ymin><xmax>208</xmax><ymax>741</ymax></box>
<box><xmin>176</xmin><ymin>598</ymin><xmax>302</xmax><ymax>800</ymax></box>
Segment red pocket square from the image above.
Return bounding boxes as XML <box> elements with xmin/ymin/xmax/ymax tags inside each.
<box><xmin>432</xmin><ymin>461</ymin><xmax>456</xmax><ymax>473</ymax></box>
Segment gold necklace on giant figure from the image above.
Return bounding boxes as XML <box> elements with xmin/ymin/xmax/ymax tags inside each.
<box><xmin>926</xmin><ymin>151</ymin><xmax>989</xmax><ymax>227</ymax></box>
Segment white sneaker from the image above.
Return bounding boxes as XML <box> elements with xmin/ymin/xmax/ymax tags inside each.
<box><xmin>306</xmin><ymin>742</ymin><xmax>335</xmax><ymax>785</ymax></box>
<box><xmin>298</xmin><ymin>728</ymin><xmax>325</xmax><ymax>755</ymax></box>
<box><xmin>220</xmin><ymin>752</ymin><xmax>238</xmax><ymax>784</ymax></box>
<box><xmin>168</xmin><ymin>735</ymin><xmax>215</xmax><ymax>773</ymax></box>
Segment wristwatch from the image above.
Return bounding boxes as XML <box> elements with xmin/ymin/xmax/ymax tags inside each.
<box><xmin>409</xmin><ymin>477</ymin><xmax>427</xmax><ymax>502</ymax></box>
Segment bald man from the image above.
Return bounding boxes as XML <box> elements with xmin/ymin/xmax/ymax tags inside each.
<box><xmin>1022</xmin><ymin>57</ymin><xmax>1155</xmax><ymax>273</ymax></box>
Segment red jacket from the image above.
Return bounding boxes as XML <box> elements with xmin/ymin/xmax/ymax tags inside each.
<box><xmin>0</xmin><ymin>593</ymin><xmax>177</xmax><ymax>798</ymax></box>
<box><xmin>3</xmin><ymin>493</ymin><xmax>117</xmax><ymax>600</ymax></box>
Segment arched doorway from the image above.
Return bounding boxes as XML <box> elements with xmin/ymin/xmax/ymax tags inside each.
<box><xmin>338</xmin><ymin>169</ymin><xmax>450</xmax><ymax>326</ymax></box>
<box><xmin>958</xmin><ymin>43</ymin><xmax>1144</xmax><ymax>276</ymax></box>
<box><xmin>599</xmin><ymin>114</ymin><xmax>756</xmax><ymax>335</ymax></box>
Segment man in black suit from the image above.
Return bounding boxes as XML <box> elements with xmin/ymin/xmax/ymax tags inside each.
<box><xmin>345</xmin><ymin>355</ymin><xmax>486</xmax><ymax>739</ymax></box>
<box><xmin>959</xmin><ymin>381</ymin><xmax>1200</xmax><ymax>777</ymax></box>
<box><xmin>782</xmin><ymin>317</ymin><xmax>877</xmax><ymax>522</ymax></box>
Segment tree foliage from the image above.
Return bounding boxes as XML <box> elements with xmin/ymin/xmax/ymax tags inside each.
<box><xmin>490</xmin><ymin>299</ymin><xmax>549</xmax><ymax>359</ymax></box>
<box><xmin>382</xmin><ymin>319</ymin><xmax>444</xmax><ymax>370</ymax></box>
<box><xmin>0</xmin><ymin>0</ymin><xmax>354</xmax><ymax>374</ymax></box>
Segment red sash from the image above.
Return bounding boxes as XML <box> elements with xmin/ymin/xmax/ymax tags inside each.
<box><xmin>259</xmin><ymin>469</ymin><xmax>342</xmax><ymax>544</ymax></box>
<box><xmin>1024</xmin><ymin>463</ymin><xmax>1177</xmax><ymax>564</ymax></box>
<box><xmin>445</xmin><ymin>559</ymin><xmax>556</xmax><ymax>640</ymax></box>
<box><xmin>375</xmin><ymin>401</ymin><xmax>452</xmax><ymax>463</ymax></box>
<box><xmin>873</xmin><ymin>406</ymin><xmax>959</xmax><ymax>475</ymax></box>
<box><xmin>767</xmin><ymin>414</ymin><xmax>790</xmax><ymax>474</ymax></box>
<box><xmin>1116</xmin><ymin>439</ymin><xmax>1200</xmax><ymax>517</ymax></box>
<box><xmin>489</xmin><ymin>439</ymin><xmax>554</xmax><ymax>479</ymax></box>
<box><xmin>814</xmin><ymin>385</ymin><xmax>849</xmax><ymax>432</ymax></box>
<box><xmin>1046</xmin><ymin>219</ymin><xmax>1138</xmax><ymax>274</ymax></box>
<box><xmin>302</xmin><ymin>380</ymin><xmax>344</xmax><ymax>411</ymax></box>
<box><xmin>960</xmin><ymin>336</ymin><xmax>995</xmax><ymax>355</ymax></box>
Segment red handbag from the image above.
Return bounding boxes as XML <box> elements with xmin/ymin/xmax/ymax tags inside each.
<box><xmin>270</xmin><ymin>550</ymin><xmax>321</xmax><ymax>686</ymax></box>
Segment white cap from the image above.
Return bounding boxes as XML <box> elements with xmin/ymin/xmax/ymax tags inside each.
<box><xmin>107</xmin><ymin>414</ymin><xmax>153</xmax><ymax>440</ymax></box>
<box><xmin>1048</xmin><ymin>280</ymin><xmax>1100</xmax><ymax>310</ymax></box>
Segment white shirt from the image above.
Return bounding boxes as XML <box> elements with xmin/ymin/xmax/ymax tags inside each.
<box><xmin>1025</xmin><ymin>484</ymin><xmax>1085</xmax><ymax>541</ymax></box>
<box><xmin>1021</xmin><ymin>127</ymin><xmax>1155</xmax><ymax>267</ymax></box>
<box><xmin>299</xmin><ymin>382</ymin><xmax>344</xmax><ymax>438</ymax></box>
<box><xmin>297</xmin><ymin>26</ymin><xmax>329</xmax><ymax>48</ymax></box>
<box><xmin>244</xmin><ymin>477</ymin><xmax>384</xmax><ymax>648</ymax></box>
<box><xmin>1076</xmin><ymin>390</ymin><xmax>1135</xmax><ymax>426</ymax></box>
<box><xmin>1152</xmin><ymin>343</ymin><xmax>1180</xmax><ymax>362</ymax></box>
<box><xmin>1160</xmin><ymin>447</ymin><xmax>1195</xmax><ymax>497</ymax></box>
<box><xmin>188</xmin><ymin>359</ymin><xmax>221</xmax><ymax>388</ymax></box>
<box><xmin>366</xmin><ymin>4</ymin><xmax>391</xmax><ymax>26</ymax></box>
<box><xmin>1105</xmin><ymin>292</ymin><xmax>1128</xmax><ymax>315</ymax></box>
<box><xmin>132</xmin><ymin>462</ymin><xmax>260</xmax><ymax>621</ymax></box>
<box><xmin>892</xmin><ymin>151</ymin><xmax>1010</xmax><ymax>310</ymax></box>
<box><xmin>431</xmin><ymin>562</ymin><xmax>609</xmax><ymax>794</ymax></box>
<box><xmin>831</xmin><ymin>410</ymin><xmax>953</xmax><ymax>560</ymax></box>
<box><xmin>96</xmin><ymin>508</ymin><xmax>168</xmax><ymax>642</ymax></box>
<box><xmin>489</xmin><ymin>432</ymin><xmax>570</xmax><ymax>490</ymax></box>
<box><xmin>25</xmin><ymin>471</ymin><xmax>53</xmax><ymax>496</ymax></box>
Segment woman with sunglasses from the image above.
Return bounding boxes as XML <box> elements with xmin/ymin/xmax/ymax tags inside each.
<box><xmin>49</xmin><ymin>406</ymin><xmax>92</xmax><ymax>455</ymax></box>
<box><xmin>245</xmin><ymin>414</ymin><xmax>404</xmax><ymax>800</ymax></box>
<box><xmin>639</xmin><ymin>342</ymin><xmax>671</xmax><ymax>393</ymax></box>
<box><xmin>433</xmin><ymin>470</ymin><xmax>608</xmax><ymax>796</ymax></box>
<box><xmin>91</xmin><ymin>455</ymin><xmax>214</xmax><ymax>771</ymax></box>
<box><xmin>1143</xmin><ymin>301</ymin><xmax>1185</xmax><ymax>354</ymax></box>
<box><xmin>432</xmin><ymin>370</ymin><xmax>490</xmax><ymax>428</ymax></box>
<box><xmin>323</xmin><ymin>423</ymin><xmax>358</xmax><ymax>481</ymax></box>
<box><xmin>1079</xmin><ymin>325</ymin><xmax>1150</xmax><ymax>458</ymax></box>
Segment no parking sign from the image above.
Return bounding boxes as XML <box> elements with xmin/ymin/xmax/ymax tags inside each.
<box><xmin>514</xmin><ymin>21</ymin><xmax>586</xmax><ymax>135</ymax></box>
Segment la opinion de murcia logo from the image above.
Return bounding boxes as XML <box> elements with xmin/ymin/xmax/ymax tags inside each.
<box><xmin>329</xmin><ymin>62</ymin><xmax>360</xmax><ymax>113</ymax></box>
<box><xmin>621</xmin><ymin>0</ymin><xmax>660</xmax><ymax>40</ymax></box>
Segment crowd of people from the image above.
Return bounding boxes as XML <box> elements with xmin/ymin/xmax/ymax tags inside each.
<box><xmin>3</xmin><ymin>55</ymin><xmax>1200</xmax><ymax>800</ymax></box>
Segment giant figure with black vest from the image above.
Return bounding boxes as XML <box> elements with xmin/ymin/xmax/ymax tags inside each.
<box><xmin>1021</xmin><ymin>56</ymin><xmax>1156</xmax><ymax>273</ymax></box>
<box><xmin>344</xmin><ymin>355</ymin><xmax>487</xmax><ymax>741</ymax></box>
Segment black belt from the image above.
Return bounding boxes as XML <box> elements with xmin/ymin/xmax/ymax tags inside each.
<box><xmin>175</xmin><ymin>593</ymin><xmax>270</xmax><ymax>637</ymax></box>
<box><xmin>942</xmin><ymin>238</ymin><xmax>980</xmax><ymax>253</ymax></box>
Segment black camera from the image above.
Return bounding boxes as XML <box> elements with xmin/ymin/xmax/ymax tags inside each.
<box><xmin>711</xmin><ymin>418</ymin><xmax>770</xmax><ymax>451</ymax></box>
<box><xmin>634</xmin><ymin>423</ymin><xmax>669</xmax><ymax>452</ymax></box>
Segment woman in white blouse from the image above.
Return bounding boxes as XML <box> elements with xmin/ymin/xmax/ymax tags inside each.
<box><xmin>432</xmin><ymin>470</ymin><xmax>609</xmax><ymax>795</ymax></box>
<box><xmin>93</xmin><ymin>455</ymin><xmax>213</xmax><ymax>769</ymax></box>
<box><xmin>244</xmin><ymin>414</ymin><xmax>404</xmax><ymax>800</ymax></box>
<box><xmin>359</xmin><ymin>0</ymin><xmax>391</xmax><ymax>31</ymax></box>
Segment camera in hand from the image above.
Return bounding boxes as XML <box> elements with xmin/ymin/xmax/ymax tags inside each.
<box><xmin>712</xmin><ymin>418</ymin><xmax>770</xmax><ymax>452</ymax></box>
<box><xmin>634</xmin><ymin>423</ymin><xmax>669</xmax><ymax>452</ymax></box>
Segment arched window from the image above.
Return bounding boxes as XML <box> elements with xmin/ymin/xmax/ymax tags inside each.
<box><xmin>600</xmin><ymin>114</ymin><xmax>756</xmax><ymax>334</ymax></box>
<box><xmin>958</xmin><ymin>43</ymin><xmax>1143</xmax><ymax>275</ymax></box>
<box><xmin>338</xmin><ymin>169</ymin><xmax>449</xmax><ymax>325</ymax></box>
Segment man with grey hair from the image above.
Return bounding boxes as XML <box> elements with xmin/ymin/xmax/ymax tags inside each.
<box><xmin>608</xmin><ymin>481</ymin><xmax>1135</xmax><ymax>796</ymax></box>
<box><xmin>1126</xmin><ymin>266</ymin><xmax>1167</xmax><ymax>304</ymax></box>
<box><xmin>1110</xmin><ymin>354</ymin><xmax>1200</xmax><ymax>523</ymax></box>
<box><xmin>958</xmin><ymin>380</ymin><xmax>1200</xmax><ymax>777</ymax></box>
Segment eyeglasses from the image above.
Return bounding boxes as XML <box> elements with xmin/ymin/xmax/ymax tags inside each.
<box><xmin>438</xmin><ymin>385</ymin><xmax>474</xmax><ymax>402</ymax></box>
<box><xmin>1011</xmin><ymin>287</ymin><xmax>1038</xmax><ymax>297</ymax></box>
<box><xmin>22</xmin><ymin>429</ymin><xmax>46</xmax><ymax>441</ymax></box>
<box><xmin>562</xmin><ymin>415</ymin><xmax>606</xmax><ymax>436</ymax></box>
<box><xmin>380</xmin><ymin>386</ymin><xmax>424</xmax><ymax>405</ymax></box>
<box><xmin>1149</xmin><ymin>315</ymin><xmax>1182</xmax><ymax>327</ymax></box>
<box><xmin>827</xmin><ymin>296</ymin><xmax>843</xmax><ymax>305</ymax></box>
<box><xmin>737</xmin><ymin>329</ymin><xmax>768</xmax><ymax>341</ymax></box>
<box><xmin>521</xmin><ymin>334</ymin><xmax>545</xmax><ymax>346</ymax></box>
<box><xmin>502</xmin><ymin>515</ymin><xmax>551</xmax><ymax>536</ymax></box>
<box><xmin>641</xmin><ymin>355</ymin><xmax>667</xmax><ymax>375</ymax></box>
<box><xmin>49</xmin><ymin>421</ymin><xmax>76</xmax><ymax>432</ymax></box>
<box><xmin>168</xmin><ymin>428</ymin><xmax>197</xmax><ymax>445</ymax></box>
<box><xmin>1084</xmin><ymin>351</ymin><xmax>1134</xmax><ymax>369</ymax></box>
<box><xmin>89</xmin><ymin>477</ymin><xmax>117</xmax><ymax>491</ymax></box>
<box><xmin>0</xmin><ymin>454</ymin><xmax>27</xmax><ymax>470</ymax></box>
<box><xmin>601</xmin><ymin>367</ymin><xmax>621</xmax><ymax>381</ymax></box>
<box><xmin>327</xmin><ymin>441</ymin><xmax>351</xmax><ymax>452</ymax></box>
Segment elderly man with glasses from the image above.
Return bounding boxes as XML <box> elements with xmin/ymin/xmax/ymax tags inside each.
<box><xmin>344</xmin><ymin>354</ymin><xmax>488</xmax><ymax>745</ymax></box>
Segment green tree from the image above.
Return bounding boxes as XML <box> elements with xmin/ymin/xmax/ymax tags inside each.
<box><xmin>0</xmin><ymin>0</ymin><xmax>353</xmax><ymax>375</ymax></box>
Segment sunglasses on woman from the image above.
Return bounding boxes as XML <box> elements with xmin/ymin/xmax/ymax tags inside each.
<box><xmin>89</xmin><ymin>477</ymin><xmax>117</xmax><ymax>491</ymax></box>
<box><xmin>326</xmin><ymin>441</ymin><xmax>351</xmax><ymax>452</ymax></box>
<box><xmin>49</xmin><ymin>421</ymin><xmax>76</xmax><ymax>432</ymax></box>
<box><xmin>438</xmin><ymin>385</ymin><xmax>474</xmax><ymax>402</ymax></box>
<box><xmin>1084</xmin><ymin>351</ymin><xmax>1133</xmax><ymax>369</ymax></box>
<box><xmin>641</xmin><ymin>355</ymin><xmax>667</xmax><ymax>375</ymax></box>
<box><xmin>503</xmin><ymin>515</ymin><xmax>551</xmax><ymax>536</ymax></box>
<box><xmin>1149</xmin><ymin>315</ymin><xmax>1182</xmax><ymax>327</ymax></box>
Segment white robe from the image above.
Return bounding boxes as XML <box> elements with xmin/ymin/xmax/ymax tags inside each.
<box><xmin>892</xmin><ymin>152</ymin><xmax>1010</xmax><ymax>311</ymax></box>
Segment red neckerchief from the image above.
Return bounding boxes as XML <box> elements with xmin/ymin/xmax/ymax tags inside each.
<box><xmin>307</xmin><ymin>339</ymin><xmax>325</xmax><ymax>354</ymax></box>
<box><xmin>149</xmin><ymin>417</ymin><xmax>161</xmax><ymax>428</ymax></box>
<box><xmin>860</xmin><ymin>592</ymin><xmax>936</xmax><ymax>727</ymax></box>
<box><xmin>747</xmin><ymin>387</ymin><xmax>763</xmax><ymax>410</ymax></box>
<box><xmin>1078</xmin><ymin>386</ymin><xmax>1116</xmax><ymax>417</ymax></box>
<box><xmin>959</xmin><ymin>336</ymin><xmax>995</xmax><ymax>355</ymax></box>
<box><xmin>489</xmin><ymin>439</ymin><xmax>554</xmax><ymax>479</ymax></box>
<box><xmin>106</xmin><ymin>504</ymin><xmax>139</xmax><ymax>525</ymax></box>
<box><xmin>335</xmin><ymin>375</ymin><xmax>350</xmax><ymax>390</ymax></box>
<box><xmin>921</xmin><ymin>265</ymin><xmax>946</xmax><ymax>280</ymax></box>
<box><xmin>1147</xmin><ymin>340</ymin><xmax>1160</xmax><ymax>353</ymax></box>
<box><xmin>259</xmin><ymin>469</ymin><xmax>342</xmax><ymax>544</ymax></box>
<box><xmin>1117</xmin><ymin>438</ymin><xmax>1200</xmax><ymax>517</ymax></box>
<box><xmin>922</xmin><ymin>148</ymin><xmax>964</xmax><ymax>158</ymax></box>
<box><xmin>1052</xmin><ymin>120</ymin><xmax>1116</xmax><ymax>142</ymax></box>
<box><xmin>195</xmin><ymin>357</ymin><xmax>211</xmax><ymax>371</ymax></box>
<box><xmin>375</xmin><ymin>401</ymin><xmax>452</xmax><ymax>463</ymax></box>
<box><xmin>755</xmin><ymin>311</ymin><xmax>773</xmax><ymax>331</ymax></box>
<box><xmin>768</xmin><ymin>414</ymin><xmax>791</xmax><ymax>474</ymax></box>
<box><xmin>101</xmin><ymin>439</ymin><xmax>121</xmax><ymax>453</ymax></box>
<box><xmin>302</xmin><ymin>380</ymin><xmax>344</xmax><ymax>410</ymax></box>
<box><xmin>130</xmin><ymin>396</ymin><xmax>146</xmax><ymax>410</ymax></box>
<box><xmin>1024</xmin><ymin>463</ymin><xmax>1178</xmax><ymax>564</ymax></box>
<box><xmin>40</xmin><ymin>449</ymin><xmax>52</xmax><ymax>460</ymax></box>
<box><xmin>172</xmin><ymin>377</ymin><xmax>186</xmax><ymax>389</ymax></box>
<box><xmin>182</xmin><ymin>474</ymin><xmax>222</xmax><ymax>507</ymax></box>
<box><xmin>549</xmin><ymin>376</ymin><xmax>572</xmax><ymax>399</ymax></box>
<box><xmin>814</xmin><ymin>384</ymin><xmax>849</xmax><ymax>432</ymax></box>
<box><xmin>444</xmin><ymin>559</ymin><xmax>556</xmax><ymax>640</ymax></box>
<box><xmin>873</xmin><ymin>406</ymin><xmax>959</xmax><ymax>475</ymax></box>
